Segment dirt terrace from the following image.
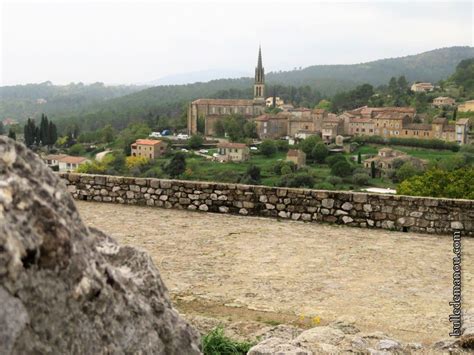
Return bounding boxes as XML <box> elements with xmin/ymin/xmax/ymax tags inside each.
<box><xmin>76</xmin><ymin>201</ymin><xmax>474</xmax><ymax>344</ymax></box>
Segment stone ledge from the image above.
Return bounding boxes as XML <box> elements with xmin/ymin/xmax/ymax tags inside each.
<box><xmin>57</xmin><ymin>173</ymin><xmax>474</xmax><ymax>236</ymax></box>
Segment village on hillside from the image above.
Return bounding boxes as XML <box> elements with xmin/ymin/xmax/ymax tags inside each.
<box><xmin>2</xmin><ymin>48</ymin><xmax>473</xmax><ymax>199</ymax></box>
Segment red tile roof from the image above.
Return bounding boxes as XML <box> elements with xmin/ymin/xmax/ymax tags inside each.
<box><xmin>217</xmin><ymin>142</ymin><xmax>248</xmax><ymax>149</ymax></box>
<box><xmin>59</xmin><ymin>156</ymin><xmax>89</xmax><ymax>164</ymax></box>
<box><xmin>135</xmin><ymin>139</ymin><xmax>163</xmax><ymax>146</ymax></box>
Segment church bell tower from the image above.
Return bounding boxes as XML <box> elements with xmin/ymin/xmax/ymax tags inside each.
<box><xmin>254</xmin><ymin>46</ymin><xmax>265</xmax><ymax>103</ymax></box>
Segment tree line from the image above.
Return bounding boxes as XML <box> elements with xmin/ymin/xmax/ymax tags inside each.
<box><xmin>24</xmin><ymin>114</ymin><xmax>58</xmax><ymax>148</ymax></box>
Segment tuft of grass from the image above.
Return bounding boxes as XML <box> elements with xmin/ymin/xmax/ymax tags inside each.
<box><xmin>263</xmin><ymin>320</ymin><xmax>281</xmax><ymax>326</ymax></box>
<box><xmin>202</xmin><ymin>327</ymin><xmax>255</xmax><ymax>355</ymax></box>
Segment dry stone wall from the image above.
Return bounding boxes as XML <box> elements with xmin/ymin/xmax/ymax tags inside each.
<box><xmin>59</xmin><ymin>173</ymin><xmax>474</xmax><ymax>236</ymax></box>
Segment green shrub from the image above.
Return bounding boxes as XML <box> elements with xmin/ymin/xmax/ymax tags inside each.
<box><xmin>311</xmin><ymin>143</ymin><xmax>329</xmax><ymax>163</ymax></box>
<box><xmin>278</xmin><ymin>173</ymin><xmax>315</xmax><ymax>188</ymax></box>
<box><xmin>273</xmin><ymin>161</ymin><xmax>296</xmax><ymax>175</ymax></box>
<box><xmin>325</xmin><ymin>154</ymin><xmax>347</xmax><ymax>167</ymax></box>
<box><xmin>352</xmin><ymin>173</ymin><xmax>370</xmax><ymax>185</ymax></box>
<box><xmin>202</xmin><ymin>327</ymin><xmax>254</xmax><ymax>355</ymax></box>
<box><xmin>331</xmin><ymin>160</ymin><xmax>353</xmax><ymax>177</ymax></box>
<box><xmin>275</xmin><ymin>139</ymin><xmax>289</xmax><ymax>152</ymax></box>
<box><xmin>188</xmin><ymin>134</ymin><xmax>204</xmax><ymax>149</ymax></box>
<box><xmin>260</xmin><ymin>140</ymin><xmax>277</xmax><ymax>157</ymax></box>
<box><xmin>326</xmin><ymin>176</ymin><xmax>342</xmax><ymax>185</ymax></box>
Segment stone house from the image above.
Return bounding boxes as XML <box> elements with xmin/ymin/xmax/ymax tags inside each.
<box><xmin>410</xmin><ymin>82</ymin><xmax>434</xmax><ymax>92</ymax></box>
<box><xmin>321</xmin><ymin>117</ymin><xmax>344</xmax><ymax>142</ymax></box>
<box><xmin>286</xmin><ymin>149</ymin><xmax>306</xmax><ymax>168</ymax></box>
<box><xmin>131</xmin><ymin>139</ymin><xmax>168</xmax><ymax>160</ymax></box>
<box><xmin>400</xmin><ymin>117</ymin><xmax>469</xmax><ymax>145</ymax></box>
<box><xmin>255</xmin><ymin>113</ymin><xmax>289</xmax><ymax>139</ymax></box>
<box><xmin>459</xmin><ymin>100</ymin><xmax>474</xmax><ymax>112</ymax></box>
<box><xmin>363</xmin><ymin>148</ymin><xmax>427</xmax><ymax>177</ymax></box>
<box><xmin>43</xmin><ymin>154</ymin><xmax>67</xmax><ymax>169</ymax></box>
<box><xmin>57</xmin><ymin>156</ymin><xmax>90</xmax><ymax>172</ymax></box>
<box><xmin>433</xmin><ymin>97</ymin><xmax>455</xmax><ymax>107</ymax></box>
<box><xmin>216</xmin><ymin>142</ymin><xmax>249</xmax><ymax>162</ymax></box>
<box><xmin>349</xmin><ymin>117</ymin><xmax>375</xmax><ymax>136</ymax></box>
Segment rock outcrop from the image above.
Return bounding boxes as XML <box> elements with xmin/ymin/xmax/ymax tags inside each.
<box><xmin>248</xmin><ymin>315</ymin><xmax>474</xmax><ymax>354</ymax></box>
<box><xmin>0</xmin><ymin>137</ymin><xmax>201</xmax><ymax>354</ymax></box>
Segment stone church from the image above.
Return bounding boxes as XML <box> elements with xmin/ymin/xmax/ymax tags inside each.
<box><xmin>187</xmin><ymin>47</ymin><xmax>267</xmax><ymax>136</ymax></box>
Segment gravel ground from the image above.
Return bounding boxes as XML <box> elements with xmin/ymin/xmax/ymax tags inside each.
<box><xmin>77</xmin><ymin>200</ymin><xmax>474</xmax><ymax>344</ymax></box>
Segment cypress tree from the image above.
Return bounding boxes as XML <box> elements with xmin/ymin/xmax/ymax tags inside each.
<box><xmin>35</xmin><ymin>126</ymin><xmax>41</xmax><ymax>145</ymax></box>
<box><xmin>48</xmin><ymin>121</ymin><xmax>58</xmax><ymax>146</ymax></box>
<box><xmin>39</xmin><ymin>114</ymin><xmax>49</xmax><ymax>145</ymax></box>
<box><xmin>370</xmin><ymin>161</ymin><xmax>376</xmax><ymax>178</ymax></box>
<box><xmin>8</xmin><ymin>129</ymin><xmax>16</xmax><ymax>140</ymax></box>
<box><xmin>357</xmin><ymin>151</ymin><xmax>362</xmax><ymax>164</ymax></box>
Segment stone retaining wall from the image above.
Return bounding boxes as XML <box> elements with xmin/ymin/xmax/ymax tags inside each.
<box><xmin>59</xmin><ymin>173</ymin><xmax>474</xmax><ymax>236</ymax></box>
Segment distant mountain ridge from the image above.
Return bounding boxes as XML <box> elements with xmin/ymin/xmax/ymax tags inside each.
<box><xmin>2</xmin><ymin>46</ymin><xmax>473</xmax><ymax>132</ymax></box>
<box><xmin>265</xmin><ymin>46</ymin><xmax>474</xmax><ymax>89</ymax></box>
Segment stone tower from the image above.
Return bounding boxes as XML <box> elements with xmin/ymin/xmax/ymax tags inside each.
<box><xmin>254</xmin><ymin>46</ymin><xmax>265</xmax><ymax>102</ymax></box>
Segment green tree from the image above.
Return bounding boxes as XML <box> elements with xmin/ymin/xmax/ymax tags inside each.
<box><xmin>68</xmin><ymin>143</ymin><xmax>86</xmax><ymax>156</ymax></box>
<box><xmin>315</xmin><ymin>99</ymin><xmax>332</xmax><ymax>111</ymax></box>
<box><xmin>259</xmin><ymin>140</ymin><xmax>277</xmax><ymax>157</ymax></box>
<box><xmin>370</xmin><ymin>161</ymin><xmax>376</xmax><ymax>178</ymax></box>
<box><xmin>39</xmin><ymin>114</ymin><xmax>50</xmax><ymax>146</ymax></box>
<box><xmin>47</xmin><ymin>121</ymin><xmax>58</xmax><ymax>147</ymax></box>
<box><xmin>100</xmin><ymin>124</ymin><xmax>116</xmax><ymax>143</ymax></box>
<box><xmin>188</xmin><ymin>134</ymin><xmax>204</xmax><ymax>149</ymax></box>
<box><xmin>398</xmin><ymin>168</ymin><xmax>474</xmax><ymax>199</ymax></box>
<box><xmin>395</xmin><ymin>161</ymin><xmax>421</xmax><ymax>182</ymax></box>
<box><xmin>397</xmin><ymin>76</ymin><xmax>408</xmax><ymax>91</ymax></box>
<box><xmin>357</xmin><ymin>151</ymin><xmax>362</xmax><ymax>164</ymax></box>
<box><xmin>299</xmin><ymin>135</ymin><xmax>321</xmax><ymax>156</ymax></box>
<box><xmin>240</xmin><ymin>165</ymin><xmax>261</xmax><ymax>185</ymax></box>
<box><xmin>311</xmin><ymin>143</ymin><xmax>329</xmax><ymax>163</ymax></box>
<box><xmin>275</xmin><ymin>139</ymin><xmax>289</xmax><ymax>152</ymax></box>
<box><xmin>24</xmin><ymin>118</ymin><xmax>37</xmax><ymax>147</ymax></box>
<box><xmin>243</xmin><ymin>121</ymin><xmax>258</xmax><ymax>138</ymax></box>
<box><xmin>326</xmin><ymin>154</ymin><xmax>347</xmax><ymax>167</ymax></box>
<box><xmin>164</xmin><ymin>152</ymin><xmax>186</xmax><ymax>178</ymax></box>
<box><xmin>331</xmin><ymin>160</ymin><xmax>353</xmax><ymax>177</ymax></box>
<box><xmin>0</xmin><ymin>122</ymin><xmax>4</xmax><ymax>135</ymax></box>
<box><xmin>8</xmin><ymin>129</ymin><xmax>16</xmax><ymax>140</ymax></box>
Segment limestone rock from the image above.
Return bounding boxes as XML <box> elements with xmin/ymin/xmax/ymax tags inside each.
<box><xmin>0</xmin><ymin>137</ymin><xmax>200</xmax><ymax>354</ymax></box>
<box><xmin>248</xmin><ymin>337</ymin><xmax>312</xmax><ymax>355</ymax></box>
<box><xmin>253</xmin><ymin>324</ymin><xmax>303</xmax><ymax>342</ymax></box>
<box><xmin>292</xmin><ymin>326</ymin><xmax>346</xmax><ymax>347</ymax></box>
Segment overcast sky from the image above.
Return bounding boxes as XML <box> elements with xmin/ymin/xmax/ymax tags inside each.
<box><xmin>1</xmin><ymin>0</ymin><xmax>472</xmax><ymax>86</ymax></box>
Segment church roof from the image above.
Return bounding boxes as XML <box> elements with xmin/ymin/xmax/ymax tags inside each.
<box><xmin>192</xmin><ymin>98</ymin><xmax>256</xmax><ymax>106</ymax></box>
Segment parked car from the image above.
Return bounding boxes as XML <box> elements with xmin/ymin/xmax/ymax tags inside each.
<box><xmin>212</xmin><ymin>153</ymin><xmax>219</xmax><ymax>158</ymax></box>
<box><xmin>250</xmin><ymin>146</ymin><xmax>258</xmax><ymax>151</ymax></box>
<box><xmin>177</xmin><ymin>133</ymin><xmax>189</xmax><ymax>140</ymax></box>
<box><xmin>181</xmin><ymin>148</ymin><xmax>189</xmax><ymax>152</ymax></box>
<box><xmin>149</xmin><ymin>132</ymin><xmax>162</xmax><ymax>138</ymax></box>
<box><xmin>199</xmin><ymin>149</ymin><xmax>208</xmax><ymax>154</ymax></box>
<box><xmin>161</xmin><ymin>129</ymin><xmax>171</xmax><ymax>136</ymax></box>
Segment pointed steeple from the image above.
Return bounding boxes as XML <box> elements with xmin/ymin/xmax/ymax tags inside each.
<box><xmin>255</xmin><ymin>45</ymin><xmax>265</xmax><ymax>84</ymax></box>
<box><xmin>254</xmin><ymin>46</ymin><xmax>265</xmax><ymax>102</ymax></box>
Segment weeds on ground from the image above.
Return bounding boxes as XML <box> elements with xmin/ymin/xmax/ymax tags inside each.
<box><xmin>202</xmin><ymin>326</ymin><xmax>255</xmax><ymax>355</ymax></box>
